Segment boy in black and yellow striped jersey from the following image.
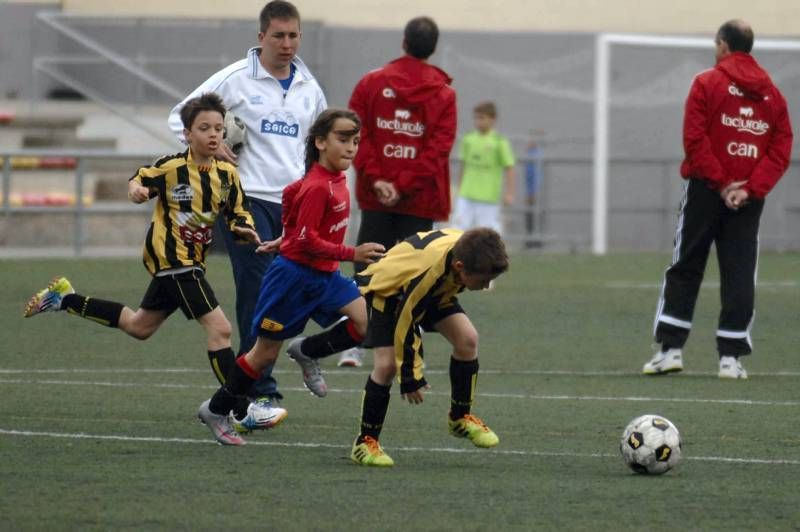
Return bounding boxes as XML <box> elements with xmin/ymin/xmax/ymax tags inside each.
<box><xmin>348</xmin><ymin>227</ymin><xmax>509</xmax><ymax>466</ymax></box>
<box><xmin>24</xmin><ymin>93</ymin><xmax>276</xmax><ymax>444</ymax></box>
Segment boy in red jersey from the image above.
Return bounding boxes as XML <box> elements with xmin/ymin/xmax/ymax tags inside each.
<box><xmin>198</xmin><ymin>109</ymin><xmax>385</xmax><ymax>444</ymax></box>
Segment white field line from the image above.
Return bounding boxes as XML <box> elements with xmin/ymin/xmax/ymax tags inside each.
<box><xmin>605</xmin><ymin>280</ymin><xmax>799</xmax><ymax>289</ymax></box>
<box><xmin>1</xmin><ymin>377</ymin><xmax>798</xmax><ymax>407</ymax></box>
<box><xmin>2</xmin><ymin>367</ymin><xmax>799</xmax><ymax>378</ymax></box>
<box><xmin>1</xmin><ymin>428</ymin><xmax>798</xmax><ymax>466</ymax></box>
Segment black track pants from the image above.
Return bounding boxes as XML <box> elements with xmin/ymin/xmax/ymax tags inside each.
<box><xmin>654</xmin><ymin>179</ymin><xmax>764</xmax><ymax>357</ymax></box>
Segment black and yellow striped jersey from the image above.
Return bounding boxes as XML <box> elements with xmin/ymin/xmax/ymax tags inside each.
<box><xmin>130</xmin><ymin>149</ymin><xmax>255</xmax><ymax>275</ymax></box>
<box><xmin>358</xmin><ymin>228</ymin><xmax>465</xmax><ymax>313</ymax></box>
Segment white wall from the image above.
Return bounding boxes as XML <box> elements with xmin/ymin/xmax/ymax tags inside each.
<box><xmin>62</xmin><ymin>0</ymin><xmax>800</xmax><ymax>35</ymax></box>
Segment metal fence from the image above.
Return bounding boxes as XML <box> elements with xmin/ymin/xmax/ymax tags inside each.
<box><xmin>3</xmin><ymin>148</ymin><xmax>799</xmax><ymax>257</ymax></box>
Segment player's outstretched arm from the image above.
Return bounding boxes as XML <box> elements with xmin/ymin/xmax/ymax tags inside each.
<box><xmin>353</xmin><ymin>242</ymin><xmax>385</xmax><ymax>264</ymax></box>
<box><xmin>231</xmin><ymin>225</ymin><xmax>261</xmax><ymax>246</ymax></box>
<box><xmin>256</xmin><ymin>236</ymin><xmax>282</xmax><ymax>254</ymax></box>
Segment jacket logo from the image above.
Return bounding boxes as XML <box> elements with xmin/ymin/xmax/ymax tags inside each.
<box><xmin>721</xmin><ymin>113</ymin><xmax>769</xmax><ymax>136</ymax></box>
<box><xmin>728</xmin><ymin>84</ymin><xmax>745</xmax><ymax>97</ymax></box>
<box><xmin>171</xmin><ymin>184</ymin><xmax>193</xmax><ymax>202</ymax></box>
<box><xmin>727</xmin><ymin>142</ymin><xmax>758</xmax><ymax>159</ymax></box>
<box><xmin>249</xmin><ymin>95</ymin><xmax>263</xmax><ymax>105</ymax></box>
<box><xmin>376</xmin><ymin>116</ymin><xmax>425</xmax><ymax>137</ymax></box>
<box><xmin>383</xmin><ymin>144</ymin><xmax>417</xmax><ymax>159</ymax></box>
<box><xmin>382</xmin><ymin>87</ymin><xmax>396</xmax><ymax>98</ymax></box>
<box><xmin>395</xmin><ymin>109</ymin><xmax>411</xmax><ymax>120</ymax></box>
<box><xmin>739</xmin><ymin>107</ymin><xmax>754</xmax><ymax>117</ymax></box>
<box><xmin>261</xmin><ymin>111</ymin><xmax>299</xmax><ymax>138</ymax></box>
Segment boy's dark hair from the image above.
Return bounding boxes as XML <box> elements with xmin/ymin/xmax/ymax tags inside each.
<box><xmin>304</xmin><ymin>108</ymin><xmax>361</xmax><ymax>174</ymax></box>
<box><xmin>404</xmin><ymin>17</ymin><xmax>439</xmax><ymax>59</ymax></box>
<box><xmin>453</xmin><ymin>228</ymin><xmax>509</xmax><ymax>276</ymax></box>
<box><xmin>473</xmin><ymin>101</ymin><xmax>497</xmax><ymax>119</ymax></box>
<box><xmin>259</xmin><ymin>0</ymin><xmax>301</xmax><ymax>33</ymax></box>
<box><xmin>179</xmin><ymin>92</ymin><xmax>226</xmax><ymax>130</ymax></box>
<box><xmin>717</xmin><ymin>20</ymin><xmax>753</xmax><ymax>53</ymax></box>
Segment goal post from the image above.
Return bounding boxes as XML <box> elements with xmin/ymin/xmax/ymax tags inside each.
<box><xmin>592</xmin><ymin>33</ymin><xmax>800</xmax><ymax>255</ymax></box>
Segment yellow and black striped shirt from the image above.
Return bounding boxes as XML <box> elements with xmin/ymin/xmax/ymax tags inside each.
<box><xmin>358</xmin><ymin>229</ymin><xmax>465</xmax><ymax>391</ymax></box>
<box><xmin>358</xmin><ymin>228</ymin><xmax>464</xmax><ymax>319</ymax></box>
<box><xmin>130</xmin><ymin>150</ymin><xmax>254</xmax><ymax>275</ymax></box>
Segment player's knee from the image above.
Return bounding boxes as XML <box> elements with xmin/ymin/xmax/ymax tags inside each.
<box><xmin>129</xmin><ymin>327</ymin><xmax>154</xmax><ymax>341</ymax></box>
<box><xmin>373</xmin><ymin>356</ymin><xmax>396</xmax><ymax>381</ymax></box>
<box><xmin>204</xmin><ymin>313</ymin><xmax>232</xmax><ymax>344</ymax></box>
<box><xmin>453</xmin><ymin>329</ymin><xmax>479</xmax><ymax>358</ymax></box>
<box><xmin>214</xmin><ymin>319</ymin><xmax>233</xmax><ymax>342</ymax></box>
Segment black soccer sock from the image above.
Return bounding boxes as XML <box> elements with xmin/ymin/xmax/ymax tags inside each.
<box><xmin>357</xmin><ymin>377</ymin><xmax>391</xmax><ymax>443</ymax></box>
<box><xmin>449</xmin><ymin>357</ymin><xmax>479</xmax><ymax>420</ymax></box>
<box><xmin>300</xmin><ymin>319</ymin><xmax>363</xmax><ymax>359</ymax></box>
<box><xmin>61</xmin><ymin>294</ymin><xmax>124</xmax><ymax>328</ymax></box>
<box><xmin>207</xmin><ymin>347</ymin><xmax>235</xmax><ymax>386</ymax></box>
<box><xmin>208</xmin><ymin>356</ymin><xmax>258</xmax><ymax>416</ymax></box>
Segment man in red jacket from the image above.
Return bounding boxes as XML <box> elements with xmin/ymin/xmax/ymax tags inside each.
<box><xmin>338</xmin><ymin>16</ymin><xmax>457</xmax><ymax>367</ymax></box>
<box><xmin>643</xmin><ymin>19</ymin><xmax>793</xmax><ymax>379</ymax></box>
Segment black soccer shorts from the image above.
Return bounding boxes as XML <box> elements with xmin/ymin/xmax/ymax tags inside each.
<box><xmin>140</xmin><ymin>269</ymin><xmax>219</xmax><ymax>320</ymax></box>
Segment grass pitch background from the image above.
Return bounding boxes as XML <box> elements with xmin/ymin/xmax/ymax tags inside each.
<box><xmin>2</xmin><ymin>252</ymin><xmax>799</xmax><ymax>530</ymax></box>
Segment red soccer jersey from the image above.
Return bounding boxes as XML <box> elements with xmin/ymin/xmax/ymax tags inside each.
<box><xmin>279</xmin><ymin>163</ymin><xmax>355</xmax><ymax>271</ymax></box>
<box><xmin>680</xmin><ymin>52</ymin><xmax>793</xmax><ymax>199</ymax></box>
<box><xmin>349</xmin><ymin>55</ymin><xmax>457</xmax><ymax>220</ymax></box>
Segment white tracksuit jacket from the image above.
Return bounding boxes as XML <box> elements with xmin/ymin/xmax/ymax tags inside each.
<box><xmin>168</xmin><ymin>48</ymin><xmax>327</xmax><ymax>204</ymax></box>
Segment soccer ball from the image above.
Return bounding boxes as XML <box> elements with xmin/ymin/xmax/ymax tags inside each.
<box><xmin>223</xmin><ymin>112</ymin><xmax>247</xmax><ymax>154</ymax></box>
<box><xmin>620</xmin><ymin>414</ymin><xmax>682</xmax><ymax>475</ymax></box>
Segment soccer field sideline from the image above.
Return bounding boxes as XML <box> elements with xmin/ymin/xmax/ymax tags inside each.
<box><xmin>2</xmin><ymin>426</ymin><xmax>799</xmax><ymax>467</ymax></box>
<box><xmin>2</xmin><ymin>366</ymin><xmax>800</xmax><ymax>377</ymax></box>
<box><xmin>2</xmin><ymin>373</ymin><xmax>800</xmax><ymax>407</ymax></box>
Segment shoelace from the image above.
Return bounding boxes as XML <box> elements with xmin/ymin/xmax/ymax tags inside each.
<box><xmin>461</xmin><ymin>414</ymin><xmax>489</xmax><ymax>432</ymax></box>
<box><xmin>362</xmin><ymin>436</ymin><xmax>383</xmax><ymax>454</ymax></box>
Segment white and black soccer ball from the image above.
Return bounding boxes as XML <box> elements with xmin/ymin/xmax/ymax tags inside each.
<box><xmin>223</xmin><ymin>112</ymin><xmax>247</xmax><ymax>154</ymax></box>
<box><xmin>620</xmin><ymin>414</ymin><xmax>682</xmax><ymax>475</ymax></box>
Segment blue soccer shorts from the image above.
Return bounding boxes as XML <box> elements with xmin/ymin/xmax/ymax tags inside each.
<box><xmin>250</xmin><ymin>255</ymin><xmax>361</xmax><ymax>340</ymax></box>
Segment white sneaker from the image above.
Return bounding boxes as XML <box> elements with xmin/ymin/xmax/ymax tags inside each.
<box><xmin>718</xmin><ymin>356</ymin><xmax>748</xmax><ymax>380</ymax></box>
<box><xmin>286</xmin><ymin>337</ymin><xmax>328</xmax><ymax>397</ymax></box>
<box><xmin>337</xmin><ymin>347</ymin><xmax>364</xmax><ymax>368</ymax></box>
<box><xmin>642</xmin><ymin>348</ymin><xmax>683</xmax><ymax>375</ymax></box>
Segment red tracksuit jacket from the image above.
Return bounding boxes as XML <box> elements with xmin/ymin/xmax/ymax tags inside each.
<box><xmin>680</xmin><ymin>52</ymin><xmax>793</xmax><ymax>199</ymax></box>
<box><xmin>279</xmin><ymin>163</ymin><xmax>354</xmax><ymax>272</ymax></box>
<box><xmin>349</xmin><ymin>55</ymin><xmax>457</xmax><ymax>220</ymax></box>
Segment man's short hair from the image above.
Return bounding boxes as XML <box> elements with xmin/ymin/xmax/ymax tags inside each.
<box><xmin>453</xmin><ymin>228</ymin><xmax>509</xmax><ymax>276</ymax></box>
<box><xmin>180</xmin><ymin>92</ymin><xmax>226</xmax><ymax>130</ymax></box>
<box><xmin>717</xmin><ymin>20</ymin><xmax>754</xmax><ymax>53</ymax></box>
<box><xmin>473</xmin><ymin>101</ymin><xmax>497</xmax><ymax>119</ymax></box>
<box><xmin>404</xmin><ymin>17</ymin><xmax>439</xmax><ymax>59</ymax></box>
<box><xmin>260</xmin><ymin>0</ymin><xmax>301</xmax><ymax>33</ymax></box>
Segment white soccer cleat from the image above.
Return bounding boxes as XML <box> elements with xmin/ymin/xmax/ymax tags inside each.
<box><xmin>337</xmin><ymin>347</ymin><xmax>364</xmax><ymax>368</ymax></box>
<box><xmin>718</xmin><ymin>356</ymin><xmax>748</xmax><ymax>380</ymax></box>
<box><xmin>286</xmin><ymin>337</ymin><xmax>328</xmax><ymax>397</ymax></box>
<box><xmin>231</xmin><ymin>398</ymin><xmax>288</xmax><ymax>434</ymax></box>
<box><xmin>642</xmin><ymin>348</ymin><xmax>683</xmax><ymax>375</ymax></box>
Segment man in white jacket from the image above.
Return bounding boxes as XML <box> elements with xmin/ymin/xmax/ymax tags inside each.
<box><xmin>168</xmin><ymin>0</ymin><xmax>326</xmax><ymax>430</ymax></box>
